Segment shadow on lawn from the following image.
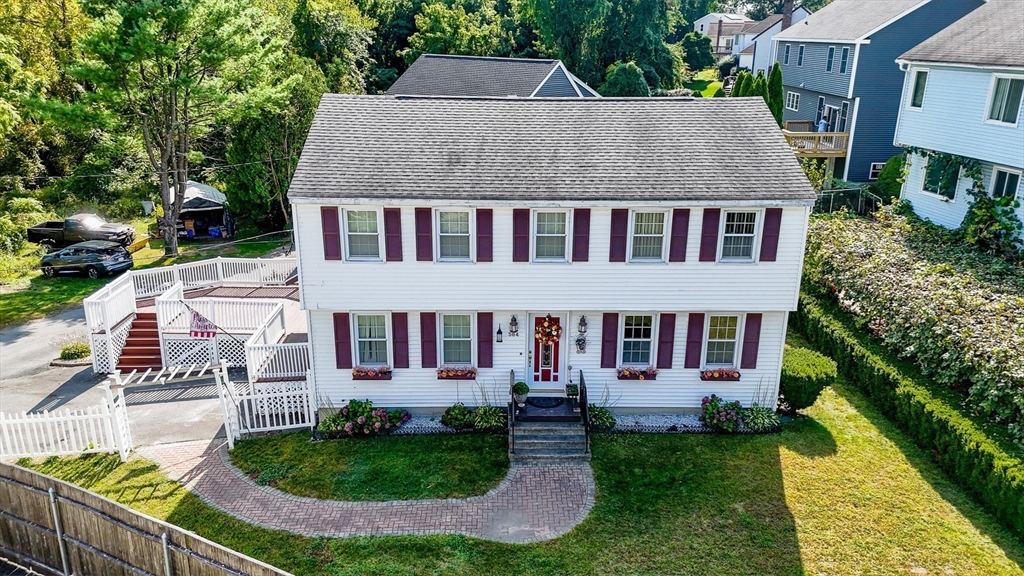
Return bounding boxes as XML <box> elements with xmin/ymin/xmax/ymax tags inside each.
<box><xmin>829</xmin><ymin>381</ymin><xmax>1024</xmax><ymax>560</ymax></box>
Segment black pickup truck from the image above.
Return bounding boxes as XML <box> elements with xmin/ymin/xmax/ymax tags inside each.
<box><xmin>27</xmin><ymin>214</ymin><xmax>136</xmax><ymax>250</ymax></box>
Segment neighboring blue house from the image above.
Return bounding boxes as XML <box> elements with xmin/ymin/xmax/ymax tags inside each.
<box><xmin>895</xmin><ymin>0</ymin><xmax>1024</xmax><ymax>228</ymax></box>
<box><xmin>771</xmin><ymin>0</ymin><xmax>984</xmax><ymax>182</ymax></box>
<box><xmin>386</xmin><ymin>54</ymin><xmax>599</xmax><ymax>98</ymax></box>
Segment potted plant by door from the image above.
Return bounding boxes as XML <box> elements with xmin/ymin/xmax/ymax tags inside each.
<box><xmin>512</xmin><ymin>381</ymin><xmax>530</xmax><ymax>407</ymax></box>
<box><xmin>565</xmin><ymin>383</ymin><xmax>580</xmax><ymax>412</ymax></box>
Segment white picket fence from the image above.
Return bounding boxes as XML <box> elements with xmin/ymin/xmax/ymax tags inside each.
<box><xmin>216</xmin><ymin>367</ymin><xmax>313</xmax><ymax>450</ymax></box>
<box><xmin>0</xmin><ymin>385</ymin><xmax>131</xmax><ymax>462</ymax></box>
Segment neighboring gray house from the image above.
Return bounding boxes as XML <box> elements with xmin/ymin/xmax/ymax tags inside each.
<box><xmin>731</xmin><ymin>7</ymin><xmax>812</xmax><ymax>76</ymax></box>
<box><xmin>385</xmin><ymin>54</ymin><xmax>599</xmax><ymax>98</ymax></box>
<box><xmin>772</xmin><ymin>0</ymin><xmax>984</xmax><ymax>182</ymax></box>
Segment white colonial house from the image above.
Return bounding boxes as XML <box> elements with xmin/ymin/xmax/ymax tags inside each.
<box><xmin>286</xmin><ymin>95</ymin><xmax>814</xmax><ymax>414</ymax></box>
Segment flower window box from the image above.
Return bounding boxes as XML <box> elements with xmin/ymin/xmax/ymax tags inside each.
<box><xmin>700</xmin><ymin>368</ymin><xmax>740</xmax><ymax>382</ymax></box>
<box><xmin>437</xmin><ymin>366</ymin><xmax>477</xmax><ymax>380</ymax></box>
<box><xmin>352</xmin><ymin>366</ymin><xmax>392</xmax><ymax>380</ymax></box>
<box><xmin>617</xmin><ymin>367</ymin><xmax>658</xmax><ymax>381</ymax></box>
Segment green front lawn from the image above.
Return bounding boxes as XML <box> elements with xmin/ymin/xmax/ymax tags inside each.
<box><xmin>230</xmin><ymin>432</ymin><xmax>509</xmax><ymax>500</ymax></box>
<box><xmin>684</xmin><ymin>68</ymin><xmax>725</xmax><ymax>97</ymax></box>
<box><xmin>23</xmin><ymin>373</ymin><xmax>1023</xmax><ymax>575</ymax></box>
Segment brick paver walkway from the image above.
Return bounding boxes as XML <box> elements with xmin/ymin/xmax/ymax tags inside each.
<box><xmin>139</xmin><ymin>440</ymin><xmax>595</xmax><ymax>544</ymax></box>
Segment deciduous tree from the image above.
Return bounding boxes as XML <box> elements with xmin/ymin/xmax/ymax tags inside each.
<box><xmin>599</xmin><ymin>61</ymin><xmax>649</xmax><ymax>96</ymax></box>
<box><xmin>681</xmin><ymin>31</ymin><xmax>714</xmax><ymax>72</ymax></box>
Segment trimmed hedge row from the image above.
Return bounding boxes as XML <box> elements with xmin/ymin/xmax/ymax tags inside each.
<box><xmin>791</xmin><ymin>292</ymin><xmax>1024</xmax><ymax>538</ymax></box>
<box><xmin>780</xmin><ymin>347</ymin><xmax>836</xmax><ymax>411</ymax></box>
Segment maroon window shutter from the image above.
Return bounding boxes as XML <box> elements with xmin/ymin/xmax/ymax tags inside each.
<box><xmin>609</xmin><ymin>209</ymin><xmax>628</xmax><ymax>262</ymax></box>
<box><xmin>419</xmin><ymin>312</ymin><xmax>437</xmax><ymax>368</ymax></box>
<box><xmin>601</xmin><ymin>313</ymin><xmax>619</xmax><ymax>368</ymax></box>
<box><xmin>384</xmin><ymin>208</ymin><xmax>403</xmax><ymax>262</ymax></box>
<box><xmin>759</xmin><ymin>208</ymin><xmax>783</xmax><ymax>262</ymax></box>
<box><xmin>476</xmin><ymin>209</ymin><xmax>493</xmax><ymax>262</ymax></box>
<box><xmin>656</xmin><ymin>313</ymin><xmax>676</xmax><ymax>369</ymax></box>
<box><xmin>698</xmin><ymin>208</ymin><xmax>721</xmax><ymax>262</ymax></box>
<box><xmin>333</xmin><ymin>313</ymin><xmax>352</xmax><ymax>369</ymax></box>
<box><xmin>684</xmin><ymin>313</ymin><xmax>705</xmax><ymax>369</ymax></box>
<box><xmin>415</xmin><ymin>208</ymin><xmax>432</xmax><ymax>261</ymax></box>
<box><xmin>668</xmin><ymin>209</ymin><xmax>690</xmax><ymax>262</ymax></box>
<box><xmin>572</xmin><ymin>208</ymin><xmax>591</xmax><ymax>262</ymax></box>
<box><xmin>741</xmin><ymin>313</ymin><xmax>762</xmax><ymax>369</ymax></box>
<box><xmin>392</xmin><ymin>313</ymin><xmax>409</xmax><ymax>369</ymax></box>
<box><xmin>478</xmin><ymin>313</ymin><xmax>493</xmax><ymax>368</ymax></box>
<box><xmin>321</xmin><ymin>207</ymin><xmax>341</xmax><ymax>261</ymax></box>
<box><xmin>512</xmin><ymin>209</ymin><xmax>530</xmax><ymax>262</ymax></box>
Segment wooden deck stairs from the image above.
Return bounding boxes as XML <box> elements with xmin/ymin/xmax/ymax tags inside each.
<box><xmin>116</xmin><ymin>312</ymin><xmax>163</xmax><ymax>371</ymax></box>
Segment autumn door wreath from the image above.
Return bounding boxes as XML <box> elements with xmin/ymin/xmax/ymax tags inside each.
<box><xmin>534</xmin><ymin>314</ymin><xmax>562</xmax><ymax>345</ymax></box>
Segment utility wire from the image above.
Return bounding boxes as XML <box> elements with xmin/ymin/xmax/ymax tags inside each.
<box><xmin>0</xmin><ymin>156</ymin><xmax>298</xmax><ymax>181</ymax></box>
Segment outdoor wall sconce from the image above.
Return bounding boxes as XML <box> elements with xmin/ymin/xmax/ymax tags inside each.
<box><xmin>496</xmin><ymin>325</ymin><xmax>503</xmax><ymax>343</ymax></box>
<box><xmin>578</xmin><ymin>315</ymin><xmax>588</xmax><ymax>334</ymax></box>
<box><xmin>508</xmin><ymin>315</ymin><xmax>519</xmax><ymax>337</ymax></box>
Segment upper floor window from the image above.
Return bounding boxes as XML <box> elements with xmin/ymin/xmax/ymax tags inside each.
<box><xmin>621</xmin><ymin>315</ymin><xmax>654</xmax><ymax>366</ymax></box>
<box><xmin>992</xmin><ymin>168</ymin><xmax>1021</xmax><ymax>199</ymax></box>
<box><xmin>705</xmin><ymin>315</ymin><xmax>739</xmax><ymax>367</ymax></box>
<box><xmin>783</xmin><ymin>44</ymin><xmax>791</xmax><ymax>65</ymax></box>
<box><xmin>721</xmin><ymin>211</ymin><xmax>757</xmax><ymax>261</ymax></box>
<box><xmin>786</xmin><ymin>91</ymin><xmax>800</xmax><ymax>111</ymax></box>
<box><xmin>437</xmin><ymin>210</ymin><xmax>471</xmax><ymax>261</ymax></box>
<box><xmin>630</xmin><ymin>211</ymin><xmax>666</xmax><ymax>261</ymax></box>
<box><xmin>826</xmin><ymin>47</ymin><xmax>835</xmax><ymax>72</ymax></box>
<box><xmin>922</xmin><ymin>156</ymin><xmax>959</xmax><ymax>200</ymax></box>
<box><xmin>987</xmin><ymin>76</ymin><xmax>1024</xmax><ymax>126</ymax></box>
<box><xmin>346</xmin><ymin>210</ymin><xmax>380</xmax><ymax>259</ymax></box>
<box><xmin>797</xmin><ymin>45</ymin><xmax>805</xmax><ymax>67</ymax></box>
<box><xmin>909</xmin><ymin>70</ymin><xmax>928</xmax><ymax>109</ymax></box>
<box><xmin>839</xmin><ymin>47</ymin><xmax>850</xmax><ymax>74</ymax></box>
<box><xmin>441</xmin><ymin>313</ymin><xmax>472</xmax><ymax>365</ymax></box>
<box><xmin>355</xmin><ymin>314</ymin><xmax>388</xmax><ymax>366</ymax></box>
<box><xmin>534</xmin><ymin>211</ymin><xmax>568</xmax><ymax>261</ymax></box>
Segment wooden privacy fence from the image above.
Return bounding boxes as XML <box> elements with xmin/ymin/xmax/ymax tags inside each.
<box><xmin>0</xmin><ymin>462</ymin><xmax>291</xmax><ymax>576</ymax></box>
<box><xmin>0</xmin><ymin>385</ymin><xmax>131</xmax><ymax>462</ymax></box>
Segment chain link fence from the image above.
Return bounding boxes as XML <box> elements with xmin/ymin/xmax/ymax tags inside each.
<box><xmin>814</xmin><ymin>187</ymin><xmax>884</xmax><ymax>217</ymax></box>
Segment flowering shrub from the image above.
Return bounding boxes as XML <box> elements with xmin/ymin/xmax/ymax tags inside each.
<box><xmin>804</xmin><ymin>206</ymin><xmax>1024</xmax><ymax>442</ymax></box>
<box><xmin>316</xmin><ymin>399</ymin><xmax>411</xmax><ymax>436</ymax></box>
<box><xmin>700</xmin><ymin>395</ymin><xmax>742</xmax><ymax>432</ymax></box>
<box><xmin>617</xmin><ymin>366</ymin><xmax>658</xmax><ymax>380</ymax></box>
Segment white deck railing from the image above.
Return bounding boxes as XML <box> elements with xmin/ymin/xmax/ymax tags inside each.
<box><xmin>84</xmin><ymin>273</ymin><xmax>138</xmax><ymax>373</ymax></box>
<box><xmin>131</xmin><ymin>257</ymin><xmax>297</xmax><ymax>298</ymax></box>
<box><xmin>244</xmin><ymin>303</ymin><xmax>310</xmax><ymax>383</ymax></box>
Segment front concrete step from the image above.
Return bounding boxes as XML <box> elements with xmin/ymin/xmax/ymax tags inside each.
<box><xmin>509</xmin><ymin>420</ymin><xmax>589</xmax><ymax>461</ymax></box>
<box><xmin>509</xmin><ymin>446</ymin><xmax>590</xmax><ymax>461</ymax></box>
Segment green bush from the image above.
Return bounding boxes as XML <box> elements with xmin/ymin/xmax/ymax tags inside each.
<box><xmin>0</xmin><ymin>215</ymin><xmax>25</xmax><ymax>255</ymax></box>
<box><xmin>6</xmin><ymin>197</ymin><xmax>45</xmax><ymax>214</ymax></box>
<box><xmin>472</xmin><ymin>405</ymin><xmax>506</xmax><ymax>431</ymax></box>
<box><xmin>316</xmin><ymin>399</ymin><xmax>411</xmax><ymax>436</ymax></box>
<box><xmin>780</xmin><ymin>347</ymin><xmax>836</xmax><ymax>411</ymax></box>
<box><xmin>587</xmin><ymin>405</ymin><xmax>616</xmax><ymax>431</ymax></box>
<box><xmin>104</xmin><ymin>197</ymin><xmax>145</xmax><ymax>221</ymax></box>
<box><xmin>869</xmin><ymin>153</ymin><xmax>905</xmax><ymax>204</ymax></box>
<box><xmin>700</xmin><ymin>394</ymin><xmax>742</xmax><ymax>432</ymax></box>
<box><xmin>791</xmin><ymin>292</ymin><xmax>1024</xmax><ymax>538</ymax></box>
<box><xmin>441</xmin><ymin>402</ymin><xmax>475</xmax><ymax>429</ymax></box>
<box><xmin>60</xmin><ymin>341</ymin><xmax>91</xmax><ymax>360</ymax></box>
<box><xmin>805</xmin><ymin>207</ymin><xmax>1024</xmax><ymax>442</ymax></box>
<box><xmin>743</xmin><ymin>404</ymin><xmax>780</xmax><ymax>431</ymax></box>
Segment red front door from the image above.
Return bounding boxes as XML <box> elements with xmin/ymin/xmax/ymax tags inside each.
<box><xmin>533</xmin><ymin>315</ymin><xmax>561</xmax><ymax>384</ymax></box>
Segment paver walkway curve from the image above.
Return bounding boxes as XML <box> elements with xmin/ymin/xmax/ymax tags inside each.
<box><xmin>140</xmin><ymin>440</ymin><xmax>596</xmax><ymax>544</ymax></box>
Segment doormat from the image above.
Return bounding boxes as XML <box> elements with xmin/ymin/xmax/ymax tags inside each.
<box><xmin>526</xmin><ymin>397</ymin><xmax>565</xmax><ymax>409</ymax></box>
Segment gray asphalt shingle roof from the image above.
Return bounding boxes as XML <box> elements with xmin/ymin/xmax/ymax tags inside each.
<box><xmin>900</xmin><ymin>0</ymin><xmax>1024</xmax><ymax>68</ymax></box>
<box><xmin>741</xmin><ymin>14</ymin><xmax>784</xmax><ymax>36</ymax></box>
<box><xmin>288</xmin><ymin>95</ymin><xmax>815</xmax><ymax>203</ymax></box>
<box><xmin>774</xmin><ymin>0</ymin><xmax>926</xmax><ymax>41</ymax></box>
<box><xmin>385</xmin><ymin>54</ymin><xmax>561</xmax><ymax>97</ymax></box>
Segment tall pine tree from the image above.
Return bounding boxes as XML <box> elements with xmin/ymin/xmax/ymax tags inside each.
<box><xmin>767</xmin><ymin>62</ymin><xmax>784</xmax><ymax>127</ymax></box>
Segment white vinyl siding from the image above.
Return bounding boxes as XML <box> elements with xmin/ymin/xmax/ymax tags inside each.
<box><xmin>721</xmin><ymin>211</ymin><xmax>757</xmax><ymax>261</ymax></box>
<box><xmin>355</xmin><ymin>314</ymin><xmax>388</xmax><ymax>366</ymax></box>
<box><xmin>630</xmin><ymin>211</ymin><xmax>666</xmax><ymax>261</ymax></box>
<box><xmin>345</xmin><ymin>210</ymin><xmax>380</xmax><ymax>259</ymax></box>
<box><xmin>987</xmin><ymin>76</ymin><xmax>1024</xmax><ymax>126</ymax></box>
<box><xmin>621</xmin><ymin>315</ymin><xmax>654</xmax><ymax>366</ymax></box>
<box><xmin>534</xmin><ymin>211</ymin><xmax>568</xmax><ymax>261</ymax></box>
<box><xmin>705</xmin><ymin>315</ymin><xmax>739</xmax><ymax>367</ymax></box>
<box><xmin>437</xmin><ymin>210</ymin><xmax>471</xmax><ymax>261</ymax></box>
<box><xmin>441</xmin><ymin>313</ymin><xmax>473</xmax><ymax>365</ymax></box>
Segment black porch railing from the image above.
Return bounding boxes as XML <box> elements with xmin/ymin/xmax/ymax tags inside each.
<box><xmin>579</xmin><ymin>371</ymin><xmax>590</xmax><ymax>454</ymax></box>
<box><xmin>508</xmin><ymin>369</ymin><xmax>515</xmax><ymax>455</ymax></box>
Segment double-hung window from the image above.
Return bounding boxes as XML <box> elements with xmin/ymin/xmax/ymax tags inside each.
<box><xmin>992</xmin><ymin>168</ymin><xmax>1022</xmax><ymax>199</ymax></box>
<box><xmin>721</xmin><ymin>211</ymin><xmax>758</xmax><ymax>261</ymax></box>
<box><xmin>797</xmin><ymin>45</ymin><xmax>805</xmax><ymax>67</ymax></box>
<box><xmin>355</xmin><ymin>314</ymin><xmax>388</xmax><ymax>366</ymax></box>
<box><xmin>922</xmin><ymin>157</ymin><xmax>959</xmax><ymax>200</ymax></box>
<box><xmin>705</xmin><ymin>315</ymin><xmax>740</xmax><ymax>367</ymax></box>
<box><xmin>869</xmin><ymin>162</ymin><xmax>885</xmax><ymax>181</ymax></box>
<box><xmin>441</xmin><ymin>314</ymin><xmax>473</xmax><ymax>365</ymax></box>
<box><xmin>783</xmin><ymin>44</ymin><xmax>791</xmax><ymax>65</ymax></box>
<box><xmin>987</xmin><ymin>76</ymin><xmax>1024</xmax><ymax>125</ymax></box>
<box><xmin>909</xmin><ymin>70</ymin><xmax>928</xmax><ymax>109</ymax></box>
<box><xmin>826</xmin><ymin>47</ymin><xmax>835</xmax><ymax>72</ymax></box>
<box><xmin>534</xmin><ymin>211</ymin><xmax>568</xmax><ymax>261</ymax></box>
<box><xmin>621</xmin><ymin>315</ymin><xmax>654</xmax><ymax>366</ymax></box>
<box><xmin>786</xmin><ymin>91</ymin><xmax>800</xmax><ymax>111</ymax></box>
<box><xmin>346</xmin><ymin>210</ymin><xmax>380</xmax><ymax>259</ymax></box>
<box><xmin>630</xmin><ymin>211</ymin><xmax>666</xmax><ymax>261</ymax></box>
<box><xmin>839</xmin><ymin>47</ymin><xmax>850</xmax><ymax>74</ymax></box>
<box><xmin>437</xmin><ymin>210</ymin><xmax>471</xmax><ymax>261</ymax></box>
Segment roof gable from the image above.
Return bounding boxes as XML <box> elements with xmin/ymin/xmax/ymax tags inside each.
<box><xmin>289</xmin><ymin>96</ymin><xmax>815</xmax><ymax>204</ymax></box>
<box><xmin>386</xmin><ymin>54</ymin><xmax>600</xmax><ymax>98</ymax></box>
<box><xmin>774</xmin><ymin>0</ymin><xmax>931</xmax><ymax>42</ymax></box>
<box><xmin>900</xmin><ymin>0</ymin><xmax>1024</xmax><ymax>68</ymax></box>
